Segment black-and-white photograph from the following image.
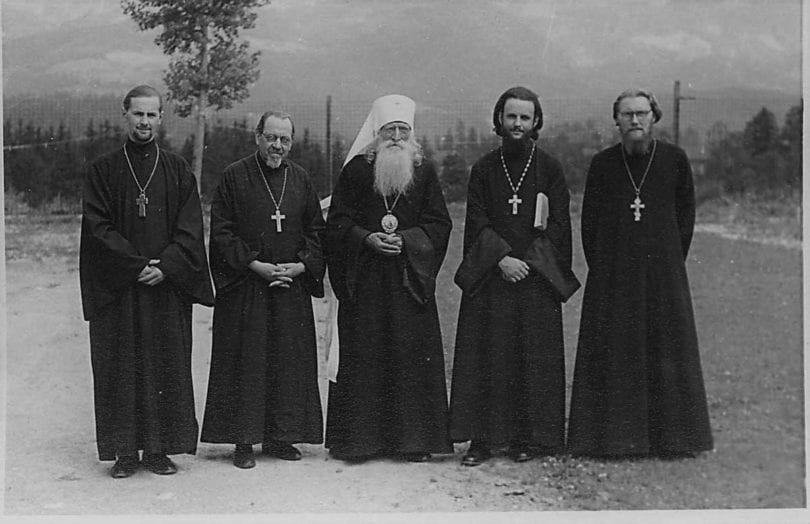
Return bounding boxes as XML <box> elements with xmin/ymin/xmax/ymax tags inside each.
<box><xmin>1</xmin><ymin>0</ymin><xmax>805</xmax><ymax>522</ymax></box>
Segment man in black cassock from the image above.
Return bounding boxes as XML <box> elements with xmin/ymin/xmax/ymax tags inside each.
<box><xmin>80</xmin><ymin>85</ymin><xmax>214</xmax><ymax>479</ymax></box>
<box><xmin>324</xmin><ymin>94</ymin><xmax>453</xmax><ymax>462</ymax></box>
<box><xmin>567</xmin><ymin>88</ymin><xmax>713</xmax><ymax>458</ymax></box>
<box><xmin>201</xmin><ymin>111</ymin><xmax>325</xmax><ymax>469</ymax></box>
<box><xmin>448</xmin><ymin>86</ymin><xmax>579</xmax><ymax>466</ymax></box>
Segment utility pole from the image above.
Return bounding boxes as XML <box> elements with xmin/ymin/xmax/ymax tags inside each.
<box><xmin>326</xmin><ymin>95</ymin><xmax>332</xmax><ymax>193</ymax></box>
<box><xmin>673</xmin><ymin>80</ymin><xmax>695</xmax><ymax>146</ymax></box>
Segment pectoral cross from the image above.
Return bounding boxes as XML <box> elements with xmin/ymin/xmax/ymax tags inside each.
<box><xmin>136</xmin><ymin>192</ymin><xmax>149</xmax><ymax>218</ymax></box>
<box><xmin>630</xmin><ymin>195</ymin><xmax>645</xmax><ymax>222</ymax></box>
<box><xmin>271</xmin><ymin>208</ymin><xmax>286</xmax><ymax>232</ymax></box>
<box><xmin>508</xmin><ymin>194</ymin><xmax>522</xmax><ymax>215</ymax></box>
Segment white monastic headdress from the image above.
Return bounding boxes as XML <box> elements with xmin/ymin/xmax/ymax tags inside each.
<box><xmin>343</xmin><ymin>94</ymin><xmax>416</xmax><ymax>167</ymax></box>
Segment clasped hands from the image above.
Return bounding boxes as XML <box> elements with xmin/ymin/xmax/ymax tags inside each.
<box><xmin>138</xmin><ymin>259</ymin><xmax>165</xmax><ymax>286</ymax></box>
<box><xmin>498</xmin><ymin>255</ymin><xmax>530</xmax><ymax>283</ymax></box>
<box><xmin>365</xmin><ymin>232</ymin><xmax>403</xmax><ymax>256</ymax></box>
<box><xmin>249</xmin><ymin>260</ymin><xmax>305</xmax><ymax>288</ymax></box>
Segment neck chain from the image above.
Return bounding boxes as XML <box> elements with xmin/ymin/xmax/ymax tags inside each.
<box><xmin>621</xmin><ymin>139</ymin><xmax>657</xmax><ymax>222</ymax></box>
<box><xmin>255</xmin><ymin>152</ymin><xmax>288</xmax><ymax>233</ymax></box>
<box><xmin>381</xmin><ymin>192</ymin><xmax>403</xmax><ymax>234</ymax></box>
<box><xmin>123</xmin><ymin>141</ymin><xmax>160</xmax><ymax>218</ymax></box>
<box><xmin>499</xmin><ymin>145</ymin><xmax>535</xmax><ymax>215</ymax></box>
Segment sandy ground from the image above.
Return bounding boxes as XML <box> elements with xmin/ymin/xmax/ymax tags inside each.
<box><xmin>2</xmin><ymin>214</ymin><xmax>805</xmax><ymax>521</ymax></box>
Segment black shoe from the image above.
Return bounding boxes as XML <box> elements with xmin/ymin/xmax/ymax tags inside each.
<box><xmin>403</xmin><ymin>452</ymin><xmax>431</xmax><ymax>463</ymax></box>
<box><xmin>262</xmin><ymin>440</ymin><xmax>302</xmax><ymax>461</ymax></box>
<box><xmin>141</xmin><ymin>453</ymin><xmax>178</xmax><ymax>475</ymax></box>
<box><xmin>233</xmin><ymin>445</ymin><xmax>256</xmax><ymax>469</ymax></box>
<box><xmin>509</xmin><ymin>445</ymin><xmax>536</xmax><ymax>463</ymax></box>
<box><xmin>461</xmin><ymin>443</ymin><xmax>491</xmax><ymax>467</ymax></box>
<box><xmin>110</xmin><ymin>455</ymin><xmax>139</xmax><ymax>479</ymax></box>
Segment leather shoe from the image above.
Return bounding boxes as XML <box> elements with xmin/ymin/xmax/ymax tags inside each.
<box><xmin>141</xmin><ymin>453</ymin><xmax>178</xmax><ymax>475</ymax></box>
<box><xmin>110</xmin><ymin>455</ymin><xmax>139</xmax><ymax>479</ymax></box>
<box><xmin>403</xmin><ymin>452</ymin><xmax>431</xmax><ymax>463</ymax></box>
<box><xmin>509</xmin><ymin>445</ymin><xmax>536</xmax><ymax>463</ymax></box>
<box><xmin>461</xmin><ymin>443</ymin><xmax>491</xmax><ymax>467</ymax></box>
<box><xmin>233</xmin><ymin>445</ymin><xmax>256</xmax><ymax>469</ymax></box>
<box><xmin>262</xmin><ymin>441</ymin><xmax>302</xmax><ymax>461</ymax></box>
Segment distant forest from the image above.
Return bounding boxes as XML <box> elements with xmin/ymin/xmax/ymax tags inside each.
<box><xmin>3</xmin><ymin>101</ymin><xmax>801</xmax><ymax>213</ymax></box>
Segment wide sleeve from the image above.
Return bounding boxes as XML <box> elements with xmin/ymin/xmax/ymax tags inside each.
<box><xmin>296</xmin><ymin>172</ymin><xmax>326</xmax><ymax>298</ymax></box>
<box><xmin>324</xmin><ymin>159</ymin><xmax>372</xmax><ymax>302</ymax></box>
<box><xmin>399</xmin><ymin>161</ymin><xmax>452</xmax><ymax>304</ymax></box>
<box><xmin>154</xmin><ymin>164</ymin><xmax>214</xmax><ymax>306</ymax></box>
<box><xmin>79</xmin><ymin>159</ymin><xmax>152</xmax><ymax>320</ymax></box>
<box><xmin>523</xmin><ymin>157</ymin><xmax>580</xmax><ymax>302</ymax></box>
<box><xmin>453</xmin><ymin>159</ymin><xmax>512</xmax><ymax>295</ymax></box>
<box><xmin>580</xmin><ymin>154</ymin><xmax>602</xmax><ymax>268</ymax></box>
<box><xmin>208</xmin><ymin>165</ymin><xmax>261</xmax><ymax>294</ymax></box>
<box><xmin>674</xmin><ymin>147</ymin><xmax>696</xmax><ymax>259</ymax></box>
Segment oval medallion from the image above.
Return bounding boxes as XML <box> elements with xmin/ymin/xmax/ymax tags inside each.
<box><xmin>381</xmin><ymin>212</ymin><xmax>399</xmax><ymax>234</ymax></box>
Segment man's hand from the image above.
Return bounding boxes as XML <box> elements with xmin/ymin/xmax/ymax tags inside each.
<box><xmin>249</xmin><ymin>260</ymin><xmax>293</xmax><ymax>288</ymax></box>
<box><xmin>498</xmin><ymin>255</ymin><xmax>530</xmax><ymax>283</ymax></box>
<box><xmin>365</xmin><ymin>232</ymin><xmax>402</xmax><ymax>256</ymax></box>
<box><xmin>276</xmin><ymin>262</ymin><xmax>306</xmax><ymax>279</ymax></box>
<box><xmin>137</xmin><ymin>259</ymin><xmax>165</xmax><ymax>286</ymax></box>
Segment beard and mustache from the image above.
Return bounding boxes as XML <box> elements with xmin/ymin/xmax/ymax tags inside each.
<box><xmin>622</xmin><ymin>125</ymin><xmax>654</xmax><ymax>156</ymax></box>
<box><xmin>501</xmin><ymin>126</ymin><xmax>534</xmax><ymax>158</ymax></box>
<box><xmin>373</xmin><ymin>138</ymin><xmax>418</xmax><ymax>197</ymax></box>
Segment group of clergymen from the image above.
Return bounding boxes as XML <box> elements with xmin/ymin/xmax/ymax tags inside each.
<box><xmin>79</xmin><ymin>83</ymin><xmax>714</xmax><ymax>479</ymax></box>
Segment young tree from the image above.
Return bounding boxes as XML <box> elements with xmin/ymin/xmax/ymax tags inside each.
<box><xmin>743</xmin><ymin>106</ymin><xmax>779</xmax><ymax>156</ymax></box>
<box><xmin>122</xmin><ymin>0</ymin><xmax>271</xmax><ymax>194</ymax></box>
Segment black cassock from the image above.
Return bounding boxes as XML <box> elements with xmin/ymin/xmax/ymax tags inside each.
<box><xmin>324</xmin><ymin>155</ymin><xmax>453</xmax><ymax>458</ymax></box>
<box><xmin>80</xmin><ymin>139</ymin><xmax>214</xmax><ymax>461</ymax></box>
<box><xmin>201</xmin><ymin>155</ymin><xmax>325</xmax><ymax>445</ymax></box>
<box><xmin>568</xmin><ymin>141</ymin><xmax>713</xmax><ymax>457</ymax></box>
<box><xmin>448</xmin><ymin>144</ymin><xmax>578</xmax><ymax>452</ymax></box>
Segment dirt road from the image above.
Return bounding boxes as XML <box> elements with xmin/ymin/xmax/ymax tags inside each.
<box><xmin>2</xmin><ymin>213</ymin><xmax>804</xmax><ymax>519</ymax></box>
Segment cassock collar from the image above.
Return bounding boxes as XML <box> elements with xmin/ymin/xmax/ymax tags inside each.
<box><xmin>125</xmin><ymin>137</ymin><xmax>158</xmax><ymax>156</ymax></box>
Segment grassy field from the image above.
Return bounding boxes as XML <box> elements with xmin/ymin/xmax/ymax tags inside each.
<box><xmin>3</xmin><ymin>193</ymin><xmax>804</xmax><ymax>511</ymax></box>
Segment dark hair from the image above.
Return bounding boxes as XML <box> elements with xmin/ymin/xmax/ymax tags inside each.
<box><xmin>255</xmin><ymin>110</ymin><xmax>296</xmax><ymax>138</ymax></box>
<box><xmin>492</xmin><ymin>86</ymin><xmax>543</xmax><ymax>140</ymax></box>
<box><xmin>122</xmin><ymin>85</ymin><xmax>163</xmax><ymax>112</ymax></box>
<box><xmin>612</xmin><ymin>88</ymin><xmax>663</xmax><ymax>123</ymax></box>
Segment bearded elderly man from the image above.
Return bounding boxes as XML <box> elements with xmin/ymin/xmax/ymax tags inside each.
<box><xmin>324</xmin><ymin>94</ymin><xmax>453</xmax><ymax>463</ymax></box>
<box><xmin>201</xmin><ymin>110</ymin><xmax>325</xmax><ymax>469</ymax></box>
<box><xmin>568</xmin><ymin>88</ymin><xmax>713</xmax><ymax>458</ymax></box>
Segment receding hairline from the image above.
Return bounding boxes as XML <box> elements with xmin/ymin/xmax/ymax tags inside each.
<box><xmin>123</xmin><ymin>85</ymin><xmax>164</xmax><ymax>112</ymax></box>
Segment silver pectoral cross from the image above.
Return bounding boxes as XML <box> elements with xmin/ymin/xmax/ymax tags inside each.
<box><xmin>630</xmin><ymin>195</ymin><xmax>645</xmax><ymax>222</ymax></box>
<box><xmin>136</xmin><ymin>192</ymin><xmax>148</xmax><ymax>218</ymax></box>
<box><xmin>508</xmin><ymin>194</ymin><xmax>522</xmax><ymax>215</ymax></box>
<box><xmin>271</xmin><ymin>208</ymin><xmax>286</xmax><ymax>232</ymax></box>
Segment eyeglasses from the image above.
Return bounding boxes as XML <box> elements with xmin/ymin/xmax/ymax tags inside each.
<box><xmin>379</xmin><ymin>123</ymin><xmax>411</xmax><ymax>139</ymax></box>
<box><xmin>619</xmin><ymin>110</ymin><xmax>652</xmax><ymax>121</ymax></box>
<box><xmin>260</xmin><ymin>133</ymin><xmax>292</xmax><ymax>146</ymax></box>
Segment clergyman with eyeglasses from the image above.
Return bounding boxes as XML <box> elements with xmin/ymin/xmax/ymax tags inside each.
<box><xmin>323</xmin><ymin>95</ymin><xmax>453</xmax><ymax>463</ymax></box>
<box><xmin>200</xmin><ymin>110</ymin><xmax>326</xmax><ymax>469</ymax></box>
<box><xmin>567</xmin><ymin>88</ymin><xmax>714</xmax><ymax>459</ymax></box>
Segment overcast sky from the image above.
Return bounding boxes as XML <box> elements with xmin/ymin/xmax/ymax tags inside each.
<box><xmin>3</xmin><ymin>0</ymin><xmax>802</xmax><ymax>100</ymax></box>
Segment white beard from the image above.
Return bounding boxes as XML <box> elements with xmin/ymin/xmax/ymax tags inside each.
<box><xmin>373</xmin><ymin>140</ymin><xmax>415</xmax><ymax>196</ymax></box>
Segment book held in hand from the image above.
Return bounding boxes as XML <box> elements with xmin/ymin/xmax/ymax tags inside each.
<box><xmin>534</xmin><ymin>192</ymin><xmax>549</xmax><ymax>230</ymax></box>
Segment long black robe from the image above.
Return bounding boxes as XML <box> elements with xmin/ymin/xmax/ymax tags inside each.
<box><xmin>80</xmin><ymin>139</ymin><xmax>214</xmax><ymax>461</ymax></box>
<box><xmin>201</xmin><ymin>155</ymin><xmax>325</xmax><ymax>445</ymax></box>
<box><xmin>448</xmin><ymin>144</ymin><xmax>578</xmax><ymax>452</ymax></box>
<box><xmin>324</xmin><ymin>154</ymin><xmax>453</xmax><ymax>458</ymax></box>
<box><xmin>568</xmin><ymin>140</ymin><xmax>713</xmax><ymax>457</ymax></box>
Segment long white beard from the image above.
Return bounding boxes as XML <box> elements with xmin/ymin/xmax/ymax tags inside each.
<box><xmin>373</xmin><ymin>141</ymin><xmax>416</xmax><ymax>196</ymax></box>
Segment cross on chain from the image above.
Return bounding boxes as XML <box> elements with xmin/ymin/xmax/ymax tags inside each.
<box><xmin>630</xmin><ymin>195</ymin><xmax>645</xmax><ymax>222</ymax></box>
<box><xmin>271</xmin><ymin>208</ymin><xmax>286</xmax><ymax>233</ymax></box>
<box><xmin>508</xmin><ymin>194</ymin><xmax>522</xmax><ymax>215</ymax></box>
<box><xmin>136</xmin><ymin>192</ymin><xmax>149</xmax><ymax>218</ymax></box>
